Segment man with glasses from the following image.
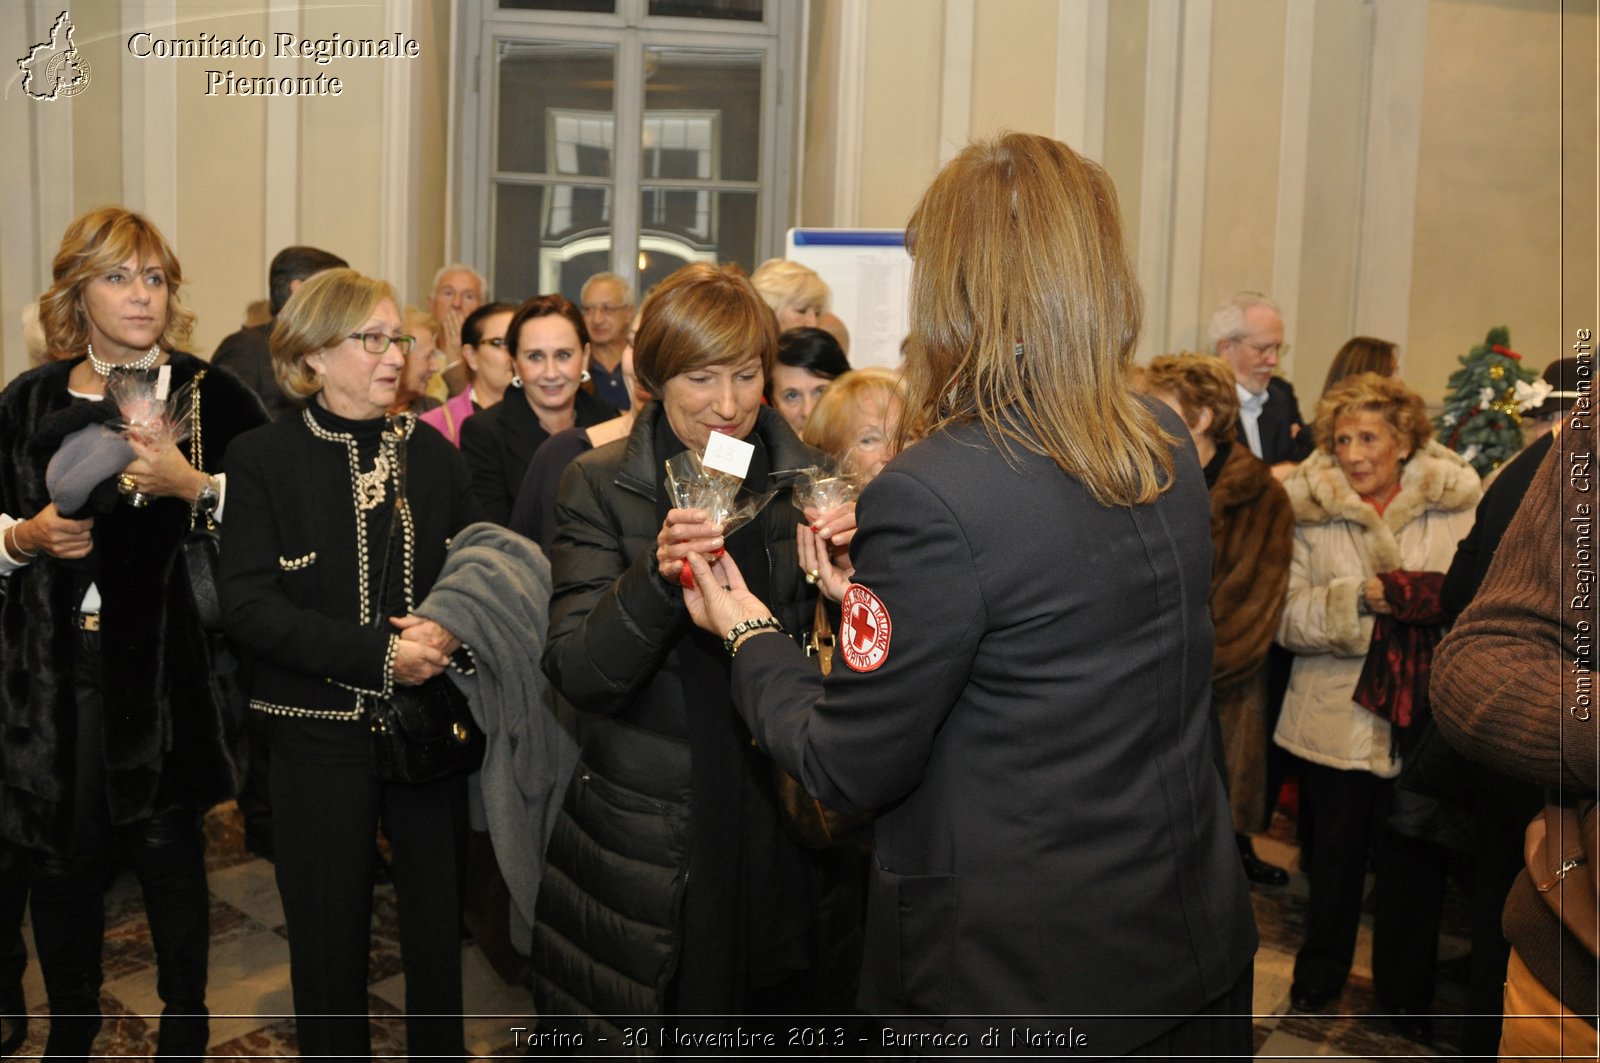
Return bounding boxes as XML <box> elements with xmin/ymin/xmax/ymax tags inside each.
<box><xmin>1210</xmin><ymin>292</ymin><xmax>1314</xmax><ymax>477</ymax></box>
<box><xmin>431</xmin><ymin>263</ymin><xmax>487</xmax><ymax>398</ymax></box>
<box><xmin>580</xmin><ymin>271</ymin><xmax>635</xmax><ymax>410</ymax></box>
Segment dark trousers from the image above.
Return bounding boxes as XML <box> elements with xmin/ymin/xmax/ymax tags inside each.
<box><xmin>26</xmin><ymin>629</ymin><xmax>210</xmax><ymax>1062</ymax></box>
<box><xmin>267</xmin><ymin>716</ymin><xmax>466</xmax><ymax>1063</ymax></box>
<box><xmin>1372</xmin><ymin>830</ymin><xmax>1453</xmax><ymax>1011</ymax></box>
<box><xmin>1126</xmin><ymin>962</ymin><xmax>1255</xmax><ymax>1058</ymax></box>
<box><xmin>1293</xmin><ymin>761</ymin><xmax>1391</xmax><ymax>996</ymax></box>
<box><xmin>0</xmin><ymin>842</ymin><xmax>27</xmax><ymax>1054</ymax></box>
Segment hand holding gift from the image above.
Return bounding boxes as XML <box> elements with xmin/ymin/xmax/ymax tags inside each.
<box><xmin>656</xmin><ymin>435</ymin><xmax>775</xmax><ymax>589</ymax></box>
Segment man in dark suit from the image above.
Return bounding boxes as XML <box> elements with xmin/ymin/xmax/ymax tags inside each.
<box><xmin>213</xmin><ymin>245</ymin><xmax>347</xmax><ymax>420</ymax></box>
<box><xmin>1211</xmin><ymin>292</ymin><xmax>1315</xmax><ymax>474</ymax></box>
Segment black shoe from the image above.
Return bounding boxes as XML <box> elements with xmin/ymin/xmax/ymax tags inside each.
<box><xmin>1383</xmin><ymin>1006</ymin><xmax>1434</xmax><ymax>1044</ymax></box>
<box><xmin>1289</xmin><ymin>983</ymin><xmax>1337</xmax><ymax>1013</ymax></box>
<box><xmin>1241</xmin><ymin>849</ymin><xmax>1290</xmax><ymax>887</ymax></box>
<box><xmin>243</xmin><ymin>827</ymin><xmax>274</xmax><ymax>863</ymax></box>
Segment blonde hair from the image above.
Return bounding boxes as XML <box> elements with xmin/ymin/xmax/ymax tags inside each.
<box><xmin>633</xmin><ymin>263</ymin><xmax>776</xmax><ymax>395</ymax></box>
<box><xmin>901</xmin><ymin>133</ymin><xmax>1173</xmax><ymax>506</ymax></box>
<box><xmin>39</xmin><ymin>207</ymin><xmax>196</xmax><ymax>361</ymax></box>
<box><xmin>1312</xmin><ymin>372</ymin><xmax>1433</xmax><ymax>454</ymax></box>
<box><xmin>1138</xmin><ymin>354</ymin><xmax>1240</xmax><ymax>447</ymax></box>
<box><xmin>270</xmin><ymin>269</ymin><xmax>398</xmax><ymax>401</ymax></box>
<box><xmin>402</xmin><ymin>305</ymin><xmax>441</xmax><ymax>344</ymax></box>
<box><xmin>802</xmin><ymin>367</ymin><xmax>904</xmax><ymax>465</ymax></box>
<box><xmin>750</xmin><ymin>259</ymin><xmax>830</xmax><ymax>317</ymax></box>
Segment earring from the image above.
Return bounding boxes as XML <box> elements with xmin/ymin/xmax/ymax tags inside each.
<box><xmin>580</xmin><ymin>369</ymin><xmax>592</xmax><ymax>384</ymax></box>
<box><xmin>510</xmin><ymin>376</ymin><xmax>523</xmax><ymax>388</ymax></box>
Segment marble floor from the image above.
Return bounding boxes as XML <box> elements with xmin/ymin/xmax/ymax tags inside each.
<box><xmin>4</xmin><ymin>804</ymin><xmax>1469</xmax><ymax>1060</ymax></box>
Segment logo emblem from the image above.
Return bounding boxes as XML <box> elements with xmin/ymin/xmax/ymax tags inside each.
<box><xmin>18</xmin><ymin>12</ymin><xmax>91</xmax><ymax>101</ymax></box>
<box><xmin>840</xmin><ymin>584</ymin><xmax>891</xmax><ymax>672</ymax></box>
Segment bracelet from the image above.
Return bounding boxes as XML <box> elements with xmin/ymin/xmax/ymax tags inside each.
<box><xmin>4</xmin><ymin>524</ymin><xmax>37</xmax><ymax>560</ymax></box>
<box><xmin>723</xmin><ymin>616</ymin><xmax>783</xmax><ymax>655</ymax></box>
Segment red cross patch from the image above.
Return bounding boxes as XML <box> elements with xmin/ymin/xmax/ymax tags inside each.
<box><xmin>840</xmin><ymin>583</ymin><xmax>892</xmax><ymax>672</ymax></box>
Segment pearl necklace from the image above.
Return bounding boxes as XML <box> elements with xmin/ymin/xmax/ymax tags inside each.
<box><xmin>87</xmin><ymin>343</ymin><xmax>161</xmax><ymax>377</ymax></box>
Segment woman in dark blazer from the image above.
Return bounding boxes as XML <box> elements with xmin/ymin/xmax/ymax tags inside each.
<box><xmin>459</xmin><ymin>294</ymin><xmax>616</xmax><ymax>523</ymax></box>
<box><xmin>0</xmin><ymin>207</ymin><xmax>267</xmax><ymax>1058</ymax></box>
<box><xmin>533</xmin><ymin>263</ymin><xmax>840</xmax><ymax>1035</ymax></box>
<box><xmin>220</xmin><ymin>269</ymin><xmax>481</xmax><ymax>1061</ymax></box>
<box><xmin>682</xmin><ymin>134</ymin><xmax>1257</xmax><ymax>1057</ymax></box>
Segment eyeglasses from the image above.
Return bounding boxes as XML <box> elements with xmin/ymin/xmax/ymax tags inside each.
<box><xmin>348</xmin><ymin>332</ymin><xmax>415</xmax><ymax>355</ymax></box>
<box><xmin>1236</xmin><ymin>340</ymin><xmax>1289</xmax><ymax>359</ymax></box>
<box><xmin>582</xmin><ymin>304</ymin><xmax>626</xmax><ymax>316</ymax></box>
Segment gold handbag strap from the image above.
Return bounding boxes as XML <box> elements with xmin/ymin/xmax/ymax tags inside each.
<box><xmin>189</xmin><ymin>370</ymin><xmax>212</xmax><ymax>532</ymax></box>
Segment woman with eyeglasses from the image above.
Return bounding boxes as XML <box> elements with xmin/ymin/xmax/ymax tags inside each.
<box><xmin>460</xmin><ymin>294</ymin><xmax>618</xmax><ymax>525</ymax></box>
<box><xmin>219</xmin><ymin>268</ymin><xmax>483</xmax><ymax>1060</ymax></box>
<box><xmin>419</xmin><ymin>301</ymin><xmax>517</xmax><ymax>446</ymax></box>
<box><xmin>0</xmin><ymin>207</ymin><xmax>268</xmax><ymax>1058</ymax></box>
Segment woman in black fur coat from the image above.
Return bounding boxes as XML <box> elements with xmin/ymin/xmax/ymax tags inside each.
<box><xmin>0</xmin><ymin>208</ymin><xmax>267</xmax><ymax>1059</ymax></box>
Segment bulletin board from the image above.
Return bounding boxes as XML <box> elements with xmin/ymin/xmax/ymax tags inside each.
<box><xmin>784</xmin><ymin>229</ymin><xmax>911</xmax><ymax>370</ymax></box>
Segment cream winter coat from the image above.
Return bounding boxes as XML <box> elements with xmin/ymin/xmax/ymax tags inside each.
<box><xmin>1273</xmin><ymin>441</ymin><xmax>1480</xmax><ymax>777</ymax></box>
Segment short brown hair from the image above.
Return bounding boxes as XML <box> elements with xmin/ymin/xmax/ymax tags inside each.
<box><xmin>1138</xmin><ymin>354</ymin><xmax>1239</xmax><ymax>447</ymax></box>
<box><xmin>801</xmin><ymin>367</ymin><xmax>904</xmax><ymax>464</ymax></box>
<box><xmin>1322</xmin><ymin>336</ymin><xmax>1397</xmax><ymax>394</ymax></box>
<box><xmin>39</xmin><ymin>207</ymin><xmax>196</xmax><ymax>361</ymax></box>
<box><xmin>633</xmin><ymin>263</ymin><xmax>777</xmax><ymax>395</ymax></box>
<box><xmin>507</xmin><ymin>294</ymin><xmax>589</xmax><ymax>359</ymax></box>
<box><xmin>270</xmin><ymin>268</ymin><xmax>398</xmax><ymax>401</ymax></box>
<box><xmin>1312</xmin><ymin>372</ymin><xmax>1433</xmax><ymax>455</ymax></box>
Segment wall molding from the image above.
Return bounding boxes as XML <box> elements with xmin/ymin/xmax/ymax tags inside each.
<box><xmin>1353</xmin><ymin>0</ymin><xmax>1428</xmax><ymax>352</ymax></box>
<box><xmin>830</xmin><ymin>0</ymin><xmax>867</xmax><ymax>227</ymax></box>
<box><xmin>1166</xmin><ymin>0</ymin><xmax>1212</xmax><ymax>353</ymax></box>
<box><xmin>939</xmin><ymin>0</ymin><xmax>974</xmax><ymax>164</ymax></box>
<box><xmin>1271</xmin><ymin>0</ymin><xmax>1316</xmax><ymax>382</ymax></box>
<box><xmin>1136</xmin><ymin>0</ymin><xmax>1181</xmax><ymax>357</ymax></box>
<box><xmin>1053</xmin><ymin>0</ymin><xmax>1108</xmax><ymax>162</ymax></box>
<box><xmin>263</xmin><ymin>0</ymin><xmax>302</xmax><ymax>260</ymax></box>
<box><xmin>121</xmin><ymin>0</ymin><xmax>178</xmax><ymax>243</ymax></box>
<box><xmin>378</xmin><ymin>0</ymin><xmax>418</xmax><ymax>294</ymax></box>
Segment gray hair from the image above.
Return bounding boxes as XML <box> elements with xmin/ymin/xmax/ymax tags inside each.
<box><xmin>1208</xmin><ymin>291</ymin><xmax>1282</xmax><ymax>348</ymax></box>
<box><xmin>581</xmin><ymin>271</ymin><xmax>634</xmax><ymax>306</ymax></box>
<box><xmin>431</xmin><ymin>262</ymin><xmax>487</xmax><ymax>296</ymax></box>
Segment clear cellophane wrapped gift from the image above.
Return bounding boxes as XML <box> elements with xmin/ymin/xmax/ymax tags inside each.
<box><xmin>106</xmin><ymin>370</ymin><xmax>193</xmax><ymax>453</ymax></box>
<box><xmin>790</xmin><ymin>466</ymin><xmax>859</xmax><ymax>516</ymax></box>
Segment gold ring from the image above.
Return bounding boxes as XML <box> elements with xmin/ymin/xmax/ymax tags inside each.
<box><xmin>805</xmin><ymin>568</ymin><xmax>820</xmax><ymax>584</ymax></box>
<box><xmin>117</xmin><ymin>473</ymin><xmax>138</xmax><ymax>495</ymax></box>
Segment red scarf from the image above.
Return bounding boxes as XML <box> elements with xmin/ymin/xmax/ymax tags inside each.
<box><xmin>1353</xmin><ymin>569</ymin><xmax>1446</xmax><ymax>738</ymax></box>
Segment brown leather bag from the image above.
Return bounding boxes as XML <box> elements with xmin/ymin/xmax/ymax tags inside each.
<box><xmin>1525</xmin><ymin>799</ymin><xmax>1600</xmax><ymax>956</ymax></box>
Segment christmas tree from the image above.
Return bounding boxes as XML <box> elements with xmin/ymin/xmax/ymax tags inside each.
<box><xmin>1434</xmin><ymin>327</ymin><xmax>1537</xmax><ymax>476</ymax></box>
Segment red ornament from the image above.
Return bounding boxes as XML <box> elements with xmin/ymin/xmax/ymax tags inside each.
<box><xmin>1491</xmin><ymin>343</ymin><xmax>1524</xmax><ymax>361</ymax></box>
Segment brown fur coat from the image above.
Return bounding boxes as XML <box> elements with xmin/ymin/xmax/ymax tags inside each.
<box><xmin>1209</xmin><ymin>443</ymin><xmax>1293</xmax><ymax>832</ymax></box>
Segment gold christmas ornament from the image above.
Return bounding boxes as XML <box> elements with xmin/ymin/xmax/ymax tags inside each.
<box><xmin>1488</xmin><ymin>365</ymin><xmax>1505</xmax><ymax>380</ymax></box>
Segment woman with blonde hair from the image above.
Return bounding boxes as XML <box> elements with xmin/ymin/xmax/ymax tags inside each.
<box><xmin>1274</xmin><ymin>372</ymin><xmax>1479</xmax><ymax>1014</ymax></box>
<box><xmin>1138</xmin><ymin>354</ymin><xmax>1294</xmax><ymax>886</ymax></box>
<box><xmin>750</xmin><ymin>258</ymin><xmax>830</xmax><ymax>331</ymax></box>
<box><xmin>220</xmin><ymin>268</ymin><xmax>481</xmax><ymax>1059</ymax></box>
<box><xmin>0</xmin><ymin>207</ymin><xmax>267</xmax><ymax>1058</ymax></box>
<box><xmin>682</xmin><ymin>133</ymin><xmax>1256</xmax><ymax>1054</ymax></box>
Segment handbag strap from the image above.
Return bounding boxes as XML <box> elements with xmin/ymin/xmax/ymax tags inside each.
<box><xmin>189</xmin><ymin>370</ymin><xmax>211</xmax><ymax>532</ymax></box>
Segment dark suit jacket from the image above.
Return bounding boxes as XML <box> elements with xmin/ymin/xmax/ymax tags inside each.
<box><xmin>732</xmin><ymin>402</ymin><xmax>1257</xmax><ymax>1050</ymax></box>
<box><xmin>213</xmin><ymin>321</ymin><xmax>295</xmax><ymax>421</ymax></box>
<box><xmin>1239</xmin><ymin>376</ymin><xmax>1314</xmax><ymax>465</ymax></box>
<box><xmin>459</xmin><ymin>389</ymin><xmax>616</xmax><ymax>525</ymax></box>
<box><xmin>1439</xmin><ymin>430</ymin><xmax>1553</xmax><ymax>625</ymax></box>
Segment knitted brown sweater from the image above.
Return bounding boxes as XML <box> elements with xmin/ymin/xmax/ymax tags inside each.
<box><xmin>1433</xmin><ymin>406</ymin><xmax>1597</xmax><ymax>1019</ymax></box>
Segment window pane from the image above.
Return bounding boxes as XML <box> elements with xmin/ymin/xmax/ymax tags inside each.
<box><xmin>497</xmin><ymin>41</ymin><xmax>616</xmax><ymax>177</ymax></box>
<box><xmin>501</xmin><ymin>0</ymin><xmax>614</xmax><ymax>12</ymax></box>
<box><xmin>643</xmin><ymin>48</ymin><xmax>762</xmax><ymax>182</ymax></box>
<box><xmin>638</xmin><ymin>187</ymin><xmax>757</xmax><ymax>281</ymax></box>
<box><xmin>495</xmin><ymin>183</ymin><xmax>614</xmax><ymax>304</ymax></box>
<box><xmin>649</xmin><ymin>0</ymin><xmax>763</xmax><ymax>21</ymax></box>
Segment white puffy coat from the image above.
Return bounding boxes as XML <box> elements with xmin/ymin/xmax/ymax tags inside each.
<box><xmin>1273</xmin><ymin>441</ymin><xmax>1480</xmax><ymax>777</ymax></box>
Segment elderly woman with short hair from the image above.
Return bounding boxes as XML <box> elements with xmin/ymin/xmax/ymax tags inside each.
<box><xmin>1274</xmin><ymin>372</ymin><xmax>1480</xmax><ymax>1014</ymax></box>
<box><xmin>533</xmin><ymin>261</ymin><xmax>833</xmax><ymax>1032</ymax></box>
<box><xmin>751</xmin><ymin>258</ymin><xmax>830</xmax><ymax>331</ymax></box>
<box><xmin>220</xmin><ymin>267</ymin><xmax>482</xmax><ymax>1060</ymax></box>
<box><xmin>1138</xmin><ymin>354</ymin><xmax>1294</xmax><ymax>887</ymax></box>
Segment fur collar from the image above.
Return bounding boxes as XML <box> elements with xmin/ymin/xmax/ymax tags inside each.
<box><xmin>1285</xmin><ymin>440</ymin><xmax>1481</xmax><ymax>536</ymax></box>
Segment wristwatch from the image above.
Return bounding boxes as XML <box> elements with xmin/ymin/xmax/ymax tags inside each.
<box><xmin>193</xmin><ymin>474</ymin><xmax>221</xmax><ymax>517</ymax></box>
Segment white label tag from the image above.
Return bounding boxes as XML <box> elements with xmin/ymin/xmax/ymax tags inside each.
<box><xmin>155</xmin><ymin>364</ymin><xmax>172</xmax><ymax>402</ymax></box>
<box><xmin>702</xmin><ymin>431</ymin><xmax>754</xmax><ymax>480</ymax></box>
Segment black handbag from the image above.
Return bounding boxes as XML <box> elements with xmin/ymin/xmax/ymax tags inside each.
<box><xmin>366</xmin><ymin>425</ymin><xmax>484</xmax><ymax>784</ymax></box>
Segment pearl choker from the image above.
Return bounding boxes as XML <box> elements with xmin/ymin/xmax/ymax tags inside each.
<box><xmin>87</xmin><ymin>343</ymin><xmax>161</xmax><ymax>377</ymax></box>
